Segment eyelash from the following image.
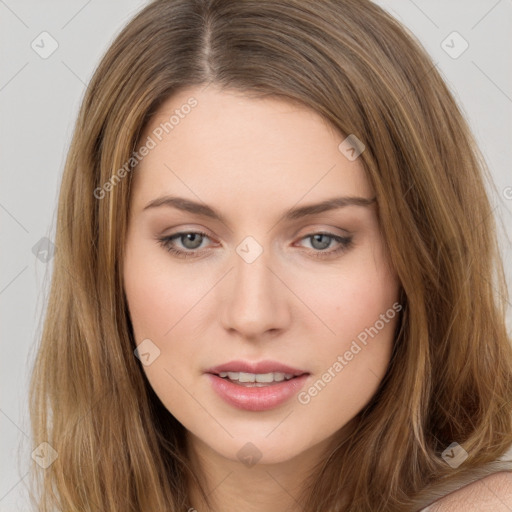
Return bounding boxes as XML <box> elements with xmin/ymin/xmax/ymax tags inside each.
<box><xmin>157</xmin><ymin>231</ymin><xmax>353</xmax><ymax>260</ymax></box>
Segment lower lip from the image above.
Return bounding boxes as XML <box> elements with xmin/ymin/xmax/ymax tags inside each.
<box><xmin>206</xmin><ymin>373</ymin><xmax>310</xmax><ymax>411</ymax></box>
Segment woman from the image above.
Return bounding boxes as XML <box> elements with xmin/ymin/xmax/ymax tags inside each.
<box><xmin>29</xmin><ymin>0</ymin><xmax>512</xmax><ymax>510</ymax></box>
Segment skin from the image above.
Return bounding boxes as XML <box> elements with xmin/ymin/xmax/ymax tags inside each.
<box><xmin>429</xmin><ymin>472</ymin><xmax>512</xmax><ymax>511</ymax></box>
<box><xmin>123</xmin><ymin>85</ymin><xmax>401</xmax><ymax>512</ymax></box>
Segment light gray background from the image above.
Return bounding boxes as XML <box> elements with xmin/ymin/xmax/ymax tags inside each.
<box><xmin>1</xmin><ymin>1</ymin><xmax>511</xmax><ymax>509</ymax></box>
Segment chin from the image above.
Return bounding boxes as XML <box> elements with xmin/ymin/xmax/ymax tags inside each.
<box><xmin>207</xmin><ymin>430</ymin><xmax>315</xmax><ymax>467</ymax></box>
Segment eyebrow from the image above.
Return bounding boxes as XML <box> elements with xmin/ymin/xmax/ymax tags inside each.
<box><xmin>143</xmin><ymin>195</ymin><xmax>376</xmax><ymax>223</ymax></box>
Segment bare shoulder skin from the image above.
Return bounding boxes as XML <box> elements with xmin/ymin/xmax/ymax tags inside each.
<box><xmin>426</xmin><ymin>471</ymin><xmax>512</xmax><ymax>511</ymax></box>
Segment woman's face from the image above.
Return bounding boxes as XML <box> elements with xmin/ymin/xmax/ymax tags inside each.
<box><xmin>123</xmin><ymin>85</ymin><xmax>401</xmax><ymax>465</ymax></box>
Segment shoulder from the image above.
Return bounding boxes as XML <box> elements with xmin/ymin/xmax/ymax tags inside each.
<box><xmin>427</xmin><ymin>471</ymin><xmax>512</xmax><ymax>511</ymax></box>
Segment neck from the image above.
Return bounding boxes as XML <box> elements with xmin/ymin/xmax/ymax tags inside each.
<box><xmin>184</xmin><ymin>428</ymin><xmax>350</xmax><ymax>512</ymax></box>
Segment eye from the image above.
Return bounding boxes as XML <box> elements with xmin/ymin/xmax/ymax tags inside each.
<box><xmin>296</xmin><ymin>232</ymin><xmax>353</xmax><ymax>259</ymax></box>
<box><xmin>157</xmin><ymin>230</ymin><xmax>353</xmax><ymax>260</ymax></box>
<box><xmin>157</xmin><ymin>231</ymin><xmax>212</xmax><ymax>259</ymax></box>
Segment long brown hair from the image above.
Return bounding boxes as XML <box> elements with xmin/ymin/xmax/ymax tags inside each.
<box><xmin>28</xmin><ymin>0</ymin><xmax>512</xmax><ymax>510</ymax></box>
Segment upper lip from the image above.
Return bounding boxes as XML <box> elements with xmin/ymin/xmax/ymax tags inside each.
<box><xmin>205</xmin><ymin>360</ymin><xmax>309</xmax><ymax>376</ymax></box>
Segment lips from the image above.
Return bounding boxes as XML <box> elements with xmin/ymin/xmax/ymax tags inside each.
<box><xmin>205</xmin><ymin>359</ymin><xmax>308</xmax><ymax>377</ymax></box>
<box><xmin>206</xmin><ymin>373</ymin><xmax>311</xmax><ymax>411</ymax></box>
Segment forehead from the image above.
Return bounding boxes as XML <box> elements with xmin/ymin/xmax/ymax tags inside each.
<box><xmin>132</xmin><ymin>86</ymin><xmax>372</xmax><ymax>209</ymax></box>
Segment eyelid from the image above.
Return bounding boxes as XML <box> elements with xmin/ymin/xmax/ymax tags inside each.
<box><xmin>158</xmin><ymin>223</ymin><xmax>216</xmax><ymax>237</ymax></box>
<box><xmin>160</xmin><ymin>224</ymin><xmax>351</xmax><ymax>245</ymax></box>
<box><xmin>292</xmin><ymin>224</ymin><xmax>352</xmax><ymax>238</ymax></box>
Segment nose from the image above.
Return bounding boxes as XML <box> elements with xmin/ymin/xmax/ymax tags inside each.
<box><xmin>220</xmin><ymin>247</ymin><xmax>292</xmax><ymax>340</ymax></box>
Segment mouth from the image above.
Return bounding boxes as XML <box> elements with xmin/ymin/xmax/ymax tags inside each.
<box><xmin>205</xmin><ymin>360</ymin><xmax>309</xmax><ymax>387</ymax></box>
<box><xmin>211</xmin><ymin>370</ymin><xmax>307</xmax><ymax>387</ymax></box>
<box><xmin>205</xmin><ymin>369</ymin><xmax>311</xmax><ymax>411</ymax></box>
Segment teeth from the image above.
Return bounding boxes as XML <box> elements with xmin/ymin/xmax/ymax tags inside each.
<box><xmin>218</xmin><ymin>371</ymin><xmax>295</xmax><ymax>382</ymax></box>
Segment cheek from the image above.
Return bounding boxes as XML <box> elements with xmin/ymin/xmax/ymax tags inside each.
<box><xmin>123</xmin><ymin>243</ymin><xmax>208</xmax><ymax>425</ymax></box>
<box><xmin>292</xmin><ymin>239</ymin><xmax>400</xmax><ymax>405</ymax></box>
<box><xmin>123</xmin><ymin>238</ymin><xmax>219</xmax><ymax>377</ymax></box>
<box><xmin>123</xmin><ymin>241</ymin><xmax>204</xmax><ymax>342</ymax></box>
<box><xmin>296</xmin><ymin>241</ymin><xmax>399</xmax><ymax>353</ymax></box>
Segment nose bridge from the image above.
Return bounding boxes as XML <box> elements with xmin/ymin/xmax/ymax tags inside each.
<box><xmin>234</xmin><ymin>247</ymin><xmax>272</xmax><ymax>302</ymax></box>
<box><xmin>221</xmin><ymin>237</ymin><xmax>290</xmax><ymax>336</ymax></box>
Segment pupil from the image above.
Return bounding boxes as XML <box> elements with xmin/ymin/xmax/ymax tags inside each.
<box><xmin>183</xmin><ymin>233</ymin><xmax>202</xmax><ymax>249</ymax></box>
<box><xmin>311</xmin><ymin>234</ymin><xmax>330</xmax><ymax>250</ymax></box>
